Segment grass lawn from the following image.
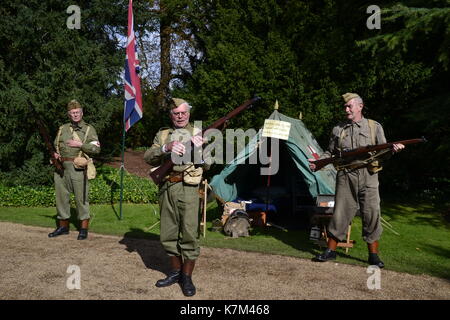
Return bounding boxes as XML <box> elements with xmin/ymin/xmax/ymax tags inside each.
<box><xmin>0</xmin><ymin>199</ymin><xmax>449</xmax><ymax>280</ymax></box>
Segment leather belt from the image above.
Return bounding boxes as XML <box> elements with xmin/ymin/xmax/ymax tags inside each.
<box><xmin>166</xmin><ymin>173</ymin><xmax>183</xmax><ymax>183</ymax></box>
<box><xmin>61</xmin><ymin>157</ymin><xmax>75</xmax><ymax>162</ymax></box>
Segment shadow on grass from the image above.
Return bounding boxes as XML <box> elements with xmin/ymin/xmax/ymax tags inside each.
<box><xmin>102</xmin><ymin>176</ymin><xmax>121</xmax><ymax>220</ymax></box>
<box><xmin>382</xmin><ymin>201</ymin><xmax>450</xmax><ymax>230</ymax></box>
<box><xmin>249</xmin><ymin>226</ymin><xmax>317</xmax><ymax>255</ymax></box>
<box><xmin>119</xmin><ymin>228</ymin><xmax>170</xmax><ymax>275</ymax></box>
<box><xmin>204</xmin><ymin>201</ymin><xmax>371</xmax><ymax>266</ymax></box>
<box><xmin>419</xmin><ymin>244</ymin><xmax>450</xmax><ymax>280</ymax></box>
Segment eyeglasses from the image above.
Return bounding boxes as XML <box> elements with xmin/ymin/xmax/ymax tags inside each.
<box><xmin>171</xmin><ymin>111</ymin><xmax>189</xmax><ymax>117</ymax></box>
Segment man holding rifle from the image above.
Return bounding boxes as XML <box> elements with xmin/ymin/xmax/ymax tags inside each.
<box><xmin>144</xmin><ymin>98</ymin><xmax>206</xmax><ymax>297</ymax></box>
<box><xmin>309</xmin><ymin>93</ymin><xmax>404</xmax><ymax>268</ymax></box>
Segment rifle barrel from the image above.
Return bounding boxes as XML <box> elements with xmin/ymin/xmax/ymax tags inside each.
<box><xmin>37</xmin><ymin>119</ymin><xmax>64</xmax><ymax>177</ymax></box>
<box><xmin>313</xmin><ymin>137</ymin><xmax>426</xmax><ymax>171</ymax></box>
<box><xmin>149</xmin><ymin>97</ymin><xmax>261</xmax><ymax>185</ymax></box>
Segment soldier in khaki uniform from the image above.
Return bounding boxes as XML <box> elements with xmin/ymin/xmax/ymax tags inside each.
<box><xmin>309</xmin><ymin>93</ymin><xmax>404</xmax><ymax>268</ymax></box>
<box><xmin>48</xmin><ymin>100</ymin><xmax>100</xmax><ymax>240</ymax></box>
<box><xmin>144</xmin><ymin>98</ymin><xmax>205</xmax><ymax>297</ymax></box>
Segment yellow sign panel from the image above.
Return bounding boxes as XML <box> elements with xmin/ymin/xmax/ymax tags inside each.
<box><xmin>262</xmin><ymin>119</ymin><xmax>291</xmax><ymax>140</ymax></box>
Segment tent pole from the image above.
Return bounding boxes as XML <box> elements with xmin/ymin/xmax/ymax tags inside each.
<box><xmin>265</xmin><ymin>139</ymin><xmax>272</xmax><ymax>213</ymax></box>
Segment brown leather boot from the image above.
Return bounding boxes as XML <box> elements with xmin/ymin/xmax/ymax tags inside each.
<box><xmin>180</xmin><ymin>259</ymin><xmax>196</xmax><ymax>297</ymax></box>
<box><xmin>77</xmin><ymin>219</ymin><xmax>90</xmax><ymax>240</ymax></box>
<box><xmin>48</xmin><ymin>219</ymin><xmax>70</xmax><ymax>238</ymax></box>
<box><xmin>367</xmin><ymin>241</ymin><xmax>379</xmax><ymax>253</ymax></box>
<box><xmin>155</xmin><ymin>255</ymin><xmax>182</xmax><ymax>287</ymax></box>
<box><xmin>367</xmin><ymin>241</ymin><xmax>384</xmax><ymax>268</ymax></box>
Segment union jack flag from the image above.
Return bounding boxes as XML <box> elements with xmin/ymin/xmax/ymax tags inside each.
<box><xmin>123</xmin><ymin>0</ymin><xmax>142</xmax><ymax>131</ymax></box>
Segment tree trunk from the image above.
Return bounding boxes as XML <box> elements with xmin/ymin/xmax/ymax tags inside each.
<box><xmin>155</xmin><ymin>3</ymin><xmax>172</xmax><ymax>113</ymax></box>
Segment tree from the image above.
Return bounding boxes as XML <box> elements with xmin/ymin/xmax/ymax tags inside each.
<box><xmin>356</xmin><ymin>1</ymin><xmax>450</xmax><ymax>192</ymax></box>
<box><xmin>122</xmin><ymin>0</ymin><xmax>212</xmax><ymax>147</ymax></box>
<box><xmin>0</xmin><ymin>0</ymin><xmax>125</xmax><ymax>186</ymax></box>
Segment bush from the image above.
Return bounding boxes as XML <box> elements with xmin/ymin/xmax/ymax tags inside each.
<box><xmin>0</xmin><ymin>166</ymin><xmax>158</xmax><ymax>207</ymax></box>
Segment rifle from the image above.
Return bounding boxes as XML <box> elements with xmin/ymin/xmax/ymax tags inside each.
<box><xmin>150</xmin><ymin>96</ymin><xmax>261</xmax><ymax>185</ymax></box>
<box><xmin>36</xmin><ymin>119</ymin><xmax>64</xmax><ymax>177</ymax></box>
<box><xmin>311</xmin><ymin>137</ymin><xmax>427</xmax><ymax>171</ymax></box>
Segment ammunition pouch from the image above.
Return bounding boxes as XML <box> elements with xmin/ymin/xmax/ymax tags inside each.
<box><xmin>73</xmin><ymin>155</ymin><xmax>96</xmax><ymax>179</ymax></box>
<box><xmin>367</xmin><ymin>160</ymin><xmax>383</xmax><ymax>174</ymax></box>
<box><xmin>71</xmin><ymin>126</ymin><xmax>96</xmax><ymax>180</ymax></box>
<box><xmin>73</xmin><ymin>156</ymin><xmax>88</xmax><ymax>169</ymax></box>
<box><xmin>183</xmin><ymin>164</ymin><xmax>203</xmax><ymax>185</ymax></box>
<box><xmin>86</xmin><ymin>157</ymin><xmax>96</xmax><ymax>180</ymax></box>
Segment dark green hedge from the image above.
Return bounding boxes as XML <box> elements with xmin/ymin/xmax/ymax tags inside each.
<box><xmin>0</xmin><ymin>166</ymin><xmax>158</xmax><ymax>207</ymax></box>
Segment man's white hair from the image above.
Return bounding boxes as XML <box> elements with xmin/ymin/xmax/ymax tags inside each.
<box><xmin>353</xmin><ymin>97</ymin><xmax>364</xmax><ymax>105</ymax></box>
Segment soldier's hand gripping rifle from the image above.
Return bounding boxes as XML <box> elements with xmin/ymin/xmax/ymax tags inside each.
<box><xmin>36</xmin><ymin>119</ymin><xmax>64</xmax><ymax>177</ymax></box>
<box><xmin>310</xmin><ymin>137</ymin><xmax>427</xmax><ymax>171</ymax></box>
<box><xmin>150</xmin><ymin>96</ymin><xmax>262</xmax><ymax>185</ymax></box>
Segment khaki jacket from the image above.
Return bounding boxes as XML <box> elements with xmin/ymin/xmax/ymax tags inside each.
<box><xmin>144</xmin><ymin>123</ymin><xmax>204</xmax><ymax>173</ymax></box>
<box><xmin>321</xmin><ymin>117</ymin><xmax>386</xmax><ymax>159</ymax></box>
<box><xmin>54</xmin><ymin>120</ymin><xmax>101</xmax><ymax>158</ymax></box>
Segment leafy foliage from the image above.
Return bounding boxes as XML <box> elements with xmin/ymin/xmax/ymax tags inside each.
<box><xmin>0</xmin><ymin>0</ymin><xmax>126</xmax><ymax>185</ymax></box>
<box><xmin>0</xmin><ymin>166</ymin><xmax>158</xmax><ymax>207</ymax></box>
<box><xmin>0</xmin><ymin>0</ymin><xmax>448</xmax><ymax>195</ymax></box>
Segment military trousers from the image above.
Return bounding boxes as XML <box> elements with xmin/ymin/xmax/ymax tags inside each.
<box><xmin>54</xmin><ymin>162</ymin><xmax>90</xmax><ymax>221</ymax></box>
<box><xmin>159</xmin><ymin>180</ymin><xmax>200</xmax><ymax>261</ymax></box>
<box><xmin>328</xmin><ymin>168</ymin><xmax>382</xmax><ymax>244</ymax></box>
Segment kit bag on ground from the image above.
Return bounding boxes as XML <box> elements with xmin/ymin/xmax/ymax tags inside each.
<box><xmin>223</xmin><ymin>210</ymin><xmax>251</xmax><ymax>238</ymax></box>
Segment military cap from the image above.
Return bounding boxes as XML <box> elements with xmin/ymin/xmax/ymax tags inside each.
<box><xmin>342</xmin><ymin>93</ymin><xmax>361</xmax><ymax>103</ymax></box>
<box><xmin>67</xmin><ymin>99</ymin><xmax>82</xmax><ymax>111</ymax></box>
<box><xmin>171</xmin><ymin>98</ymin><xmax>189</xmax><ymax>108</ymax></box>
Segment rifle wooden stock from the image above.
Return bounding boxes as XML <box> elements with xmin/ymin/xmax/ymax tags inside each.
<box><xmin>149</xmin><ymin>96</ymin><xmax>261</xmax><ymax>185</ymax></box>
<box><xmin>37</xmin><ymin>119</ymin><xmax>64</xmax><ymax>177</ymax></box>
<box><xmin>312</xmin><ymin>137</ymin><xmax>427</xmax><ymax>171</ymax></box>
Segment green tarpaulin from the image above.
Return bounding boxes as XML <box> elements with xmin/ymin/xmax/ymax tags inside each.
<box><xmin>210</xmin><ymin>110</ymin><xmax>336</xmax><ymax>203</ymax></box>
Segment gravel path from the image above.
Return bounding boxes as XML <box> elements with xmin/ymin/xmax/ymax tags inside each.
<box><xmin>0</xmin><ymin>222</ymin><xmax>449</xmax><ymax>300</ymax></box>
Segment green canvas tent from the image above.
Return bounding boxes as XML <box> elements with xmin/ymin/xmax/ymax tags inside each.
<box><xmin>209</xmin><ymin>110</ymin><xmax>336</xmax><ymax>225</ymax></box>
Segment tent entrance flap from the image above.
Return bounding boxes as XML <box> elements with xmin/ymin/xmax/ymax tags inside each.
<box><xmin>210</xmin><ymin>110</ymin><xmax>336</xmax><ymax>228</ymax></box>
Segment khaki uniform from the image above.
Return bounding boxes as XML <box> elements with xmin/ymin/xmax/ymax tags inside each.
<box><xmin>144</xmin><ymin>124</ymin><xmax>203</xmax><ymax>261</ymax></box>
<box><xmin>323</xmin><ymin>118</ymin><xmax>386</xmax><ymax>243</ymax></box>
<box><xmin>54</xmin><ymin>120</ymin><xmax>100</xmax><ymax>221</ymax></box>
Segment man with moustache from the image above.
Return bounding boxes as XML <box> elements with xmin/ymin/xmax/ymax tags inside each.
<box><xmin>144</xmin><ymin>98</ymin><xmax>206</xmax><ymax>297</ymax></box>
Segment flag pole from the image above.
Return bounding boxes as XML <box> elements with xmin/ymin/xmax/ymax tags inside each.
<box><xmin>121</xmin><ymin>0</ymin><xmax>142</xmax><ymax>221</ymax></box>
<box><xmin>119</xmin><ymin>124</ymin><xmax>126</xmax><ymax>220</ymax></box>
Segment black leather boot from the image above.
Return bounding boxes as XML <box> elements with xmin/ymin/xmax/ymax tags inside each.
<box><xmin>48</xmin><ymin>220</ymin><xmax>70</xmax><ymax>238</ymax></box>
<box><xmin>155</xmin><ymin>255</ymin><xmax>182</xmax><ymax>288</ymax></box>
<box><xmin>180</xmin><ymin>259</ymin><xmax>196</xmax><ymax>297</ymax></box>
<box><xmin>155</xmin><ymin>270</ymin><xmax>181</xmax><ymax>287</ymax></box>
<box><xmin>180</xmin><ymin>273</ymin><xmax>196</xmax><ymax>297</ymax></box>
<box><xmin>313</xmin><ymin>248</ymin><xmax>337</xmax><ymax>262</ymax></box>
<box><xmin>77</xmin><ymin>228</ymin><xmax>88</xmax><ymax>240</ymax></box>
<box><xmin>368</xmin><ymin>253</ymin><xmax>385</xmax><ymax>268</ymax></box>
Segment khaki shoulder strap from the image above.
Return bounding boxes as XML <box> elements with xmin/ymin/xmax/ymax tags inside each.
<box><xmin>71</xmin><ymin>126</ymin><xmax>91</xmax><ymax>157</ymax></box>
<box><xmin>367</xmin><ymin>119</ymin><xmax>376</xmax><ymax>145</ymax></box>
<box><xmin>338</xmin><ymin>128</ymin><xmax>346</xmax><ymax>151</ymax></box>
<box><xmin>159</xmin><ymin>129</ymin><xmax>171</xmax><ymax>145</ymax></box>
